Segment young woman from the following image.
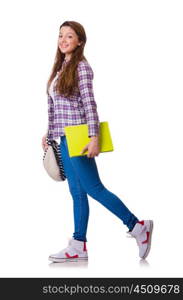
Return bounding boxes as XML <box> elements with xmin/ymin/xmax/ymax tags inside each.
<box><xmin>42</xmin><ymin>21</ymin><xmax>153</xmax><ymax>262</ymax></box>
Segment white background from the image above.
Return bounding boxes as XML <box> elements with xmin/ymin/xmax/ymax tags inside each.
<box><xmin>0</xmin><ymin>0</ymin><xmax>183</xmax><ymax>277</ymax></box>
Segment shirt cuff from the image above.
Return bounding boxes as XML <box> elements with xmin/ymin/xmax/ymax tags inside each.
<box><xmin>88</xmin><ymin>123</ymin><xmax>100</xmax><ymax>137</ymax></box>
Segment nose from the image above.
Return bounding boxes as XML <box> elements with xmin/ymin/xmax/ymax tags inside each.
<box><xmin>60</xmin><ymin>36</ymin><xmax>67</xmax><ymax>43</ymax></box>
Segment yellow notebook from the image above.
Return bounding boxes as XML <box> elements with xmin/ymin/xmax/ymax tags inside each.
<box><xmin>64</xmin><ymin>121</ymin><xmax>114</xmax><ymax>157</ymax></box>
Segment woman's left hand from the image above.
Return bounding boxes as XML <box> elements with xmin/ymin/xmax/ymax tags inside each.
<box><xmin>80</xmin><ymin>136</ymin><xmax>100</xmax><ymax>158</ymax></box>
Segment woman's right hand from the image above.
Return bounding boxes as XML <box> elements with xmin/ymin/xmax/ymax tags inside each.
<box><xmin>42</xmin><ymin>133</ymin><xmax>49</xmax><ymax>151</ymax></box>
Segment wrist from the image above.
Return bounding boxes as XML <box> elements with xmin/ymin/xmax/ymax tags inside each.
<box><xmin>90</xmin><ymin>135</ymin><xmax>99</xmax><ymax>141</ymax></box>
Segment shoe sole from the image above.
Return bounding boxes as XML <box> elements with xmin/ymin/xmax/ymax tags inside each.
<box><xmin>48</xmin><ymin>257</ymin><xmax>88</xmax><ymax>263</ymax></box>
<box><xmin>141</xmin><ymin>220</ymin><xmax>153</xmax><ymax>259</ymax></box>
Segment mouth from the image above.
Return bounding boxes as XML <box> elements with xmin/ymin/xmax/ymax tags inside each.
<box><xmin>61</xmin><ymin>45</ymin><xmax>69</xmax><ymax>49</ymax></box>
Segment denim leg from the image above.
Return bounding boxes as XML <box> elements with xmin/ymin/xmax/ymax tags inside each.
<box><xmin>69</xmin><ymin>150</ymin><xmax>139</xmax><ymax>230</ymax></box>
<box><xmin>60</xmin><ymin>137</ymin><xmax>89</xmax><ymax>241</ymax></box>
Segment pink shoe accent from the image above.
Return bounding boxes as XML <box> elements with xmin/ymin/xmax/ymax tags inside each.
<box><xmin>138</xmin><ymin>220</ymin><xmax>144</xmax><ymax>226</ymax></box>
<box><xmin>142</xmin><ymin>231</ymin><xmax>150</xmax><ymax>244</ymax></box>
<box><xmin>83</xmin><ymin>242</ymin><xmax>87</xmax><ymax>252</ymax></box>
<box><xmin>65</xmin><ymin>252</ymin><xmax>79</xmax><ymax>259</ymax></box>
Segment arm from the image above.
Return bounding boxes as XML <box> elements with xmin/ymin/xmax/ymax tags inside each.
<box><xmin>47</xmin><ymin>94</ymin><xmax>54</xmax><ymax>140</ymax></box>
<box><xmin>77</xmin><ymin>61</ymin><xmax>100</xmax><ymax>138</ymax></box>
<box><xmin>78</xmin><ymin>62</ymin><xmax>100</xmax><ymax>157</ymax></box>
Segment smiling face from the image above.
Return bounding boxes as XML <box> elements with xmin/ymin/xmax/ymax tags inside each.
<box><xmin>58</xmin><ymin>26</ymin><xmax>81</xmax><ymax>60</ymax></box>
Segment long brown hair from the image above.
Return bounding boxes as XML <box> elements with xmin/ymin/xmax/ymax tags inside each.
<box><xmin>46</xmin><ymin>21</ymin><xmax>87</xmax><ymax>97</ymax></box>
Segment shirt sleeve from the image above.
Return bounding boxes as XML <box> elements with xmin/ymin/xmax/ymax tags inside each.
<box><xmin>77</xmin><ymin>61</ymin><xmax>100</xmax><ymax>137</ymax></box>
<box><xmin>47</xmin><ymin>94</ymin><xmax>54</xmax><ymax>140</ymax></box>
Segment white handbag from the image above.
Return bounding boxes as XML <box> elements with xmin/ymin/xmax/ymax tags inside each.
<box><xmin>43</xmin><ymin>138</ymin><xmax>66</xmax><ymax>181</ymax></box>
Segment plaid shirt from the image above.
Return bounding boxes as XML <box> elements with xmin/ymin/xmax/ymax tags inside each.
<box><xmin>47</xmin><ymin>59</ymin><xmax>100</xmax><ymax>140</ymax></box>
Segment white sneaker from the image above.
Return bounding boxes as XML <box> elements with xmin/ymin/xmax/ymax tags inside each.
<box><xmin>130</xmin><ymin>220</ymin><xmax>153</xmax><ymax>259</ymax></box>
<box><xmin>48</xmin><ymin>238</ymin><xmax>88</xmax><ymax>263</ymax></box>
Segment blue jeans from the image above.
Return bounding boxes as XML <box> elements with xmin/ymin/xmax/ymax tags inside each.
<box><xmin>60</xmin><ymin>135</ymin><xmax>139</xmax><ymax>242</ymax></box>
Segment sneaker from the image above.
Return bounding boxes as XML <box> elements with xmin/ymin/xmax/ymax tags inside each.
<box><xmin>129</xmin><ymin>220</ymin><xmax>153</xmax><ymax>259</ymax></box>
<box><xmin>48</xmin><ymin>238</ymin><xmax>88</xmax><ymax>263</ymax></box>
